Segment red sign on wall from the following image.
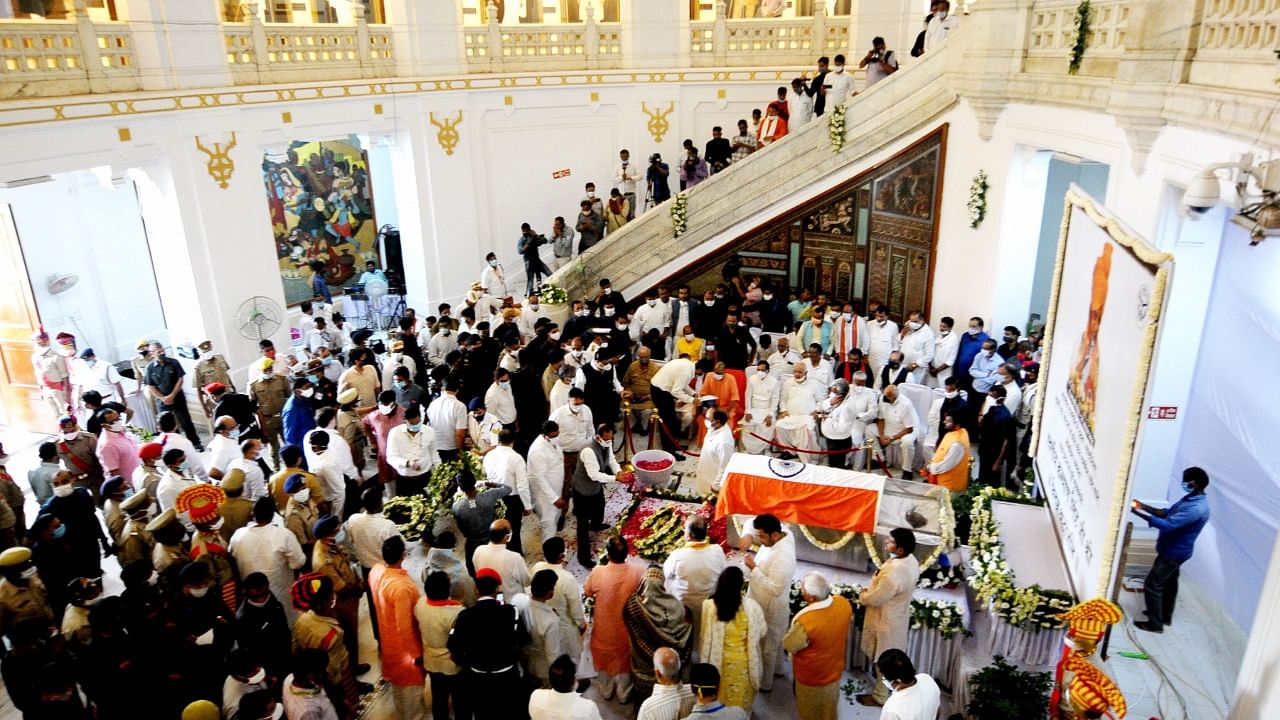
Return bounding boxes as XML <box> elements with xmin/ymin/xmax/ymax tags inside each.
<box><xmin>1146</xmin><ymin>406</ymin><xmax>1178</xmax><ymax>420</ymax></box>
<box><xmin>552</xmin><ymin>168</ymin><xmax>572</xmax><ymax>179</ymax></box>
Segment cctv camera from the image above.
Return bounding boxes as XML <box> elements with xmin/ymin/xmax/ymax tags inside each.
<box><xmin>1183</xmin><ymin>169</ymin><xmax>1221</xmax><ymax>216</ymax></box>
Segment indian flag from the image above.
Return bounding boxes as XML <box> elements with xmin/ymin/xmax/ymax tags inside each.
<box><xmin>715</xmin><ymin>453</ymin><xmax>884</xmax><ymax>533</ymax></box>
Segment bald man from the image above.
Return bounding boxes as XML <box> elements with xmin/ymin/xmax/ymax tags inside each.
<box><xmin>471</xmin><ymin>519</ymin><xmax>530</xmax><ymax>599</ymax></box>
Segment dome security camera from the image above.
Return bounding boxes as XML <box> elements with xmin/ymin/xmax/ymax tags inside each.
<box><xmin>1184</xmin><ymin>169</ymin><xmax>1221</xmax><ymax>216</ymax></box>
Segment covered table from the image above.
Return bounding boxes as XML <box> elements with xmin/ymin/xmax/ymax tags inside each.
<box><xmin>985</xmin><ymin>500</ymin><xmax>1071</xmax><ymax>665</ymax></box>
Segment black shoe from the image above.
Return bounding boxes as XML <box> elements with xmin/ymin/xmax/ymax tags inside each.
<box><xmin>356</xmin><ymin>663</ymin><xmax>371</xmax><ymax>675</ymax></box>
<box><xmin>579</xmin><ymin>557</ymin><xmax>596</xmax><ymax>569</ymax></box>
<box><xmin>1134</xmin><ymin>620</ymin><xmax>1164</xmax><ymax>633</ymax></box>
<box><xmin>901</xmin><ymin>470</ymin><xmax>915</xmax><ymax>480</ymax></box>
<box><xmin>576</xmin><ymin>679</ymin><xmax>592</xmax><ymax>694</ymax></box>
<box><xmin>672</xmin><ymin>453</ymin><xmax>687</xmax><ymax>462</ymax></box>
<box><xmin>590</xmin><ymin>523</ymin><xmax>610</xmax><ymax>531</ymax></box>
<box><xmin>357</xmin><ymin>681</ymin><xmax>376</xmax><ymax>694</ymax></box>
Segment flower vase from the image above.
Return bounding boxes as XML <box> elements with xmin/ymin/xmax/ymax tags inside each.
<box><xmin>542</xmin><ymin>302</ymin><xmax>570</xmax><ymax>328</ymax></box>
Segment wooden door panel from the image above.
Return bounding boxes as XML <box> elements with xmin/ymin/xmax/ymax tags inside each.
<box><xmin>0</xmin><ymin>204</ymin><xmax>45</xmax><ymax>430</ymax></box>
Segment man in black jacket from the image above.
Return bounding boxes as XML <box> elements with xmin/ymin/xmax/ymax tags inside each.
<box><xmin>447</xmin><ymin>568</ymin><xmax>527</xmax><ymax>719</ymax></box>
<box><xmin>806</xmin><ymin>56</ymin><xmax>831</xmax><ymax>117</ymax></box>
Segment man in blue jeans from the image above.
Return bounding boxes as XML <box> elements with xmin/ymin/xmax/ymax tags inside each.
<box><xmin>1130</xmin><ymin>466</ymin><xmax>1211</xmax><ymax>633</ymax></box>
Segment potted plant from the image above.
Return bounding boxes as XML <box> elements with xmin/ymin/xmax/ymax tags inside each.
<box><xmin>538</xmin><ymin>281</ymin><xmax>571</xmax><ymax>327</ymax></box>
<box><xmin>965</xmin><ymin>655</ymin><xmax>1052</xmax><ymax>719</ymax></box>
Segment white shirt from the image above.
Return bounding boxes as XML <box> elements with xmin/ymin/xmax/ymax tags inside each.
<box><xmin>865</xmin><ymin>50</ymin><xmax>899</xmax><ymax>89</ymax></box>
<box><xmin>157</xmin><ymin>432</ymin><xmax>209</xmax><ymax>482</ymax></box>
<box><xmin>306</xmin><ymin>328</ymin><xmax>335</xmax><ymax>355</ymax></box>
<box><xmin>650</xmin><ymin>357</ymin><xmax>697</xmax><ymax>404</ymax></box>
<box><xmin>549</xmin><ymin>403</ymin><xmax>595</xmax><ymax>452</ymax></box>
<box><xmin>345</xmin><ymin>511</ymin><xmax>402</xmax><ymax>569</ymax></box>
<box><xmin>778</xmin><ymin>377</ymin><xmax>816</xmax><ymax>426</ymax></box>
<box><xmin>380</xmin><ymin>353</ymin><xmax>417</xmax><ymax>393</ymax></box>
<box><xmin>981</xmin><ymin>380</ymin><xmax>1023</xmax><ymax>420</ymax></box>
<box><xmin>901</xmin><ymin>325</ymin><xmax>936</xmax><ymax>379</ymax></box>
<box><xmin>767</xmin><ymin>348</ymin><xmax>802</xmax><ymax>380</ymax></box>
<box><xmin>932</xmin><ymin>330</ymin><xmax>960</xmax><ymax>382</ymax></box>
<box><xmin>613</xmin><ymin>160</ymin><xmax>639</xmax><ymax>195</ymax></box>
<box><xmin>828</xmin><ymin>315</ymin><xmax>869</xmax><ymax>357</ymax></box>
<box><xmin>744</xmin><ymin>373</ymin><xmax>779</xmax><ymax>420</ymax></box>
<box><xmin>867</xmin><ymin>319</ymin><xmax>901</xmax><ymax>364</ymax></box>
<box><xmin>578</xmin><ymin>440</ymin><xmax>620</xmax><ymax>484</ymax></box>
<box><xmin>484</xmin><ymin>382</ymin><xmax>518</xmax><ymax>425</ymax></box>
<box><xmin>548</xmin><ymin>380</ymin><xmax>572</xmax><ymax>413</ymax></box>
<box><xmin>803</xmin><ymin>359</ymin><xmax>834</xmax><ymax>403</ymax></box>
<box><xmin>227</xmin><ymin>456</ymin><xmax>266</xmax><ymax>501</ymax></box>
<box><xmin>818</xmin><ymin>396</ymin><xmax>859</xmax><ymax>440</ymax></box>
<box><xmin>472</xmin><ymin>543</ymin><xmax>530</xmax><ymax>599</ymax></box>
<box><xmin>696</xmin><ymin>424</ymin><xmax>736</xmax><ymax>494</ymax></box>
<box><xmin>484</xmin><ymin>445</ymin><xmax>532</xmax><ymax>507</ymax></box>
<box><xmin>156</xmin><ymin>468</ymin><xmax>196</xmax><ymax>518</ymax></box>
<box><xmin>307</xmin><ymin>450</ymin><xmax>347</xmax><ymax>511</ymax></box>
<box><xmin>206</xmin><ymin>433</ymin><xmax>240</xmax><ymax>476</ymax></box>
<box><xmin>881</xmin><ymin>673</ymin><xmax>942</xmax><ymax>720</ymax></box>
<box><xmin>229</xmin><ymin>523</ymin><xmax>307</xmax><ymax>617</ymax></box>
<box><xmin>927</xmin><ymin>430</ymin><xmax>968</xmax><ymax>474</ymax></box>
<box><xmin>848</xmin><ymin>386</ymin><xmax>881</xmax><ymax>443</ymax></box>
<box><xmin>924</xmin><ymin>13</ymin><xmax>959</xmax><ymax>52</ymax></box>
<box><xmin>526</xmin><ymin>435</ymin><xmax>563</xmax><ymax>511</ymax></box>
<box><xmin>573</xmin><ymin>363</ymin><xmax>622</xmax><ymax>395</ymax></box>
<box><xmin>633</xmin><ymin>302</ymin><xmax>671</xmax><ymax>339</ymax></box>
<box><xmin>880</xmin><ymin>395</ymin><xmax>921</xmax><ymax>437</ymax></box>
<box><xmin>480</xmin><ymin>264</ymin><xmax>508</xmax><ymax>299</ymax></box>
<box><xmin>427</xmin><ymin>393</ymin><xmax>468</xmax><ymax>451</ymax></box>
<box><xmin>518</xmin><ymin>307</ymin><xmax>550</xmax><ymax>338</ymax></box>
<box><xmin>305</xmin><ymin>429</ymin><xmax>359</xmax><ymax>480</ymax></box>
<box><xmin>73</xmin><ymin>358</ymin><xmax>122</xmax><ymax>400</ymax></box>
<box><xmin>528</xmin><ymin>689</ymin><xmax>603</xmax><ymax>720</ymax></box>
<box><xmin>825</xmin><ymin>68</ymin><xmax>853</xmax><ymax>107</ymax></box>
<box><xmin>281</xmin><ymin>676</ymin><xmax>339</xmax><ymax>720</ymax></box>
<box><xmin>385</xmin><ymin>425</ymin><xmax>438</xmax><ymax>477</ymax></box>
<box><xmin>788</xmin><ymin>88</ymin><xmax>814</xmax><ymax>127</ymax></box>
<box><xmin>662</xmin><ymin>541</ymin><xmax>726</xmax><ymax>604</ymax></box>
<box><xmin>636</xmin><ymin>683</ymin><xmax>695</xmax><ymax>720</ymax></box>
<box><xmin>746</xmin><ymin>530</ymin><xmax>797</xmax><ymax>617</ymax></box>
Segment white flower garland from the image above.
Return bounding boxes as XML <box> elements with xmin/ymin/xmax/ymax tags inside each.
<box><xmin>967</xmin><ymin>169</ymin><xmax>989</xmax><ymax>229</ymax></box>
<box><xmin>828</xmin><ymin>104</ymin><xmax>847</xmax><ymax>153</ymax></box>
<box><xmin>863</xmin><ymin>486</ymin><xmax>957</xmax><ymax>570</ymax></box>
<box><xmin>670</xmin><ymin>191</ymin><xmax>689</xmax><ymax>237</ymax></box>
<box><xmin>789</xmin><ymin>581</ymin><xmax>969</xmax><ymax>640</ymax></box>
<box><xmin>799</xmin><ymin>525</ymin><xmax>857</xmax><ymax>551</ymax></box>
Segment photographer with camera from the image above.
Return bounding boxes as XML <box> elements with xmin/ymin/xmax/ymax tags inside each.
<box><xmin>859</xmin><ymin>36</ymin><xmax>899</xmax><ymax>89</ymax></box>
<box><xmin>646</xmin><ymin>153</ymin><xmax>671</xmax><ymax>209</ymax></box>
<box><xmin>517</xmin><ymin>223</ymin><xmax>553</xmax><ymax>296</ymax></box>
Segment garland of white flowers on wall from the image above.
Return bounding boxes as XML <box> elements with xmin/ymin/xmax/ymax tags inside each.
<box><xmin>967</xmin><ymin>486</ymin><xmax>1073</xmax><ymax>631</ymax></box>
<box><xmin>967</xmin><ymin>169</ymin><xmax>989</xmax><ymax>229</ymax></box>
<box><xmin>670</xmin><ymin>191</ymin><xmax>689</xmax><ymax>237</ymax></box>
<box><xmin>828</xmin><ymin>104</ymin><xmax>847</xmax><ymax>153</ymax></box>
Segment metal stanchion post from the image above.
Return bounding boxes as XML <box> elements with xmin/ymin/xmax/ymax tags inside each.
<box><xmin>621</xmin><ymin>401</ymin><xmax>632</xmax><ymax>464</ymax></box>
<box><xmin>865</xmin><ymin>438</ymin><xmax>875</xmax><ymax>473</ymax></box>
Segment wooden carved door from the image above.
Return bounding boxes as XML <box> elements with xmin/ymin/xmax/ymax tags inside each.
<box><xmin>0</xmin><ymin>205</ymin><xmax>45</xmax><ymax>429</ymax></box>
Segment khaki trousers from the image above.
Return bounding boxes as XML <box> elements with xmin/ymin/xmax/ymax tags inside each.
<box><xmin>794</xmin><ymin>679</ymin><xmax>839</xmax><ymax>720</ymax></box>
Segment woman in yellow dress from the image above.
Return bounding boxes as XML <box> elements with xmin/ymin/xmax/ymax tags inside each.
<box><xmin>698</xmin><ymin>566</ymin><xmax>765</xmax><ymax>713</ymax></box>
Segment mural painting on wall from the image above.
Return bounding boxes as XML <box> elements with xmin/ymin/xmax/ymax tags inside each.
<box><xmin>262</xmin><ymin>135</ymin><xmax>379</xmax><ymax>306</ymax></box>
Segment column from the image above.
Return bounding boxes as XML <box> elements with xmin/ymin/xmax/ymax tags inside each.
<box><xmin>383</xmin><ymin>0</ymin><xmax>465</xmax><ymax>76</ymax></box>
<box><xmin>848</xmin><ymin>0</ymin><xmax>914</xmax><ymax>61</ymax></box>
<box><xmin>120</xmin><ymin>0</ymin><xmax>232</xmax><ymax>90</ymax></box>
<box><xmin>621</xmin><ymin>0</ymin><xmax>688</xmax><ymax>70</ymax></box>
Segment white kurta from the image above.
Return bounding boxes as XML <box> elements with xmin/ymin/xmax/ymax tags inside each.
<box><xmin>775</xmin><ymin>378</ymin><xmax>821</xmax><ymax>464</ymax></box>
<box><xmin>695</xmin><ymin>424</ymin><xmax>736</xmax><ymax>496</ymax></box>
<box><xmin>767</xmin><ymin>348</ymin><xmax>802</xmax><ymax>381</ymax></box>
<box><xmin>860</xmin><ymin>554</ymin><xmax>921</xmax><ymax>661</ymax></box>
<box><xmin>930</xmin><ymin>330</ymin><xmax>961</xmax><ymax>388</ymax></box>
<box><xmin>746</xmin><ymin>530</ymin><xmax>796</xmax><ymax>691</ymax></box>
<box><xmin>472</xmin><ymin>543</ymin><xmax>531</xmax><ymax>599</ymax></box>
<box><xmin>901</xmin><ymin>325</ymin><xmax>936</xmax><ymax>385</ymax></box>
<box><xmin>527</xmin><ymin>435</ymin><xmax>564</xmax><ymax>541</ymax></box>
<box><xmin>229</xmin><ymin>523</ymin><xmax>307</xmax><ymax>623</ymax></box>
<box><xmin>741</xmin><ymin>372</ymin><xmax>780</xmax><ymax>454</ymax></box>
<box><xmin>662</xmin><ymin>541</ymin><xmax>727</xmax><ymax>607</ymax></box>
<box><xmin>878</xmin><ymin>396</ymin><xmax>921</xmax><ymax>472</ymax></box>
<box><xmin>530</xmin><ymin>560</ymin><xmax>587</xmax><ymax>660</ymax></box>
<box><xmin>866</xmin><ymin>319</ymin><xmax>901</xmax><ymax>380</ymax></box>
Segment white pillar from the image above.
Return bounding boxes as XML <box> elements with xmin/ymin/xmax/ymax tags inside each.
<box><xmin>849</xmin><ymin>0</ymin><xmax>914</xmax><ymax>60</ymax></box>
<box><xmin>119</xmin><ymin>0</ymin><xmax>232</xmax><ymax>90</ymax></box>
<box><xmin>622</xmin><ymin>0</ymin><xmax>688</xmax><ymax>70</ymax></box>
<box><xmin>384</xmin><ymin>0</ymin><xmax>465</xmax><ymax>76</ymax></box>
<box><xmin>1228</xmin><ymin>533</ymin><xmax>1280</xmax><ymax>719</ymax></box>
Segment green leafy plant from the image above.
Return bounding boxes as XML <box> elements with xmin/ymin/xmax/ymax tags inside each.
<box><xmin>1068</xmin><ymin>0</ymin><xmax>1091</xmax><ymax>75</ymax></box>
<box><xmin>966</xmin><ymin>655</ymin><xmax>1052</xmax><ymax>719</ymax></box>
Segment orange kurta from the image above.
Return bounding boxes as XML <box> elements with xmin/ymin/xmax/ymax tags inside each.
<box><xmin>792</xmin><ymin>596</ymin><xmax>854</xmax><ymax>686</ymax></box>
<box><xmin>697</xmin><ymin>372</ymin><xmax>741</xmax><ymax>445</ymax></box>
<box><xmin>369</xmin><ymin>564</ymin><xmax>427</xmax><ymax>687</ymax></box>
<box><xmin>584</xmin><ymin>560</ymin><xmax>645</xmax><ymax>676</ymax></box>
<box><xmin>928</xmin><ymin>428</ymin><xmax>971</xmax><ymax>493</ymax></box>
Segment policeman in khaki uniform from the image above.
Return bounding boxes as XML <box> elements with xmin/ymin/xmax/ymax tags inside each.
<box><xmin>116</xmin><ymin>490</ymin><xmax>154</xmax><ymax>567</ymax></box>
<box><xmin>249</xmin><ymin>357</ymin><xmax>290</xmax><ymax>463</ymax></box>
<box><xmin>311</xmin><ymin>514</ymin><xmax>368</xmax><ymax>681</ymax></box>
<box><xmin>146</xmin><ymin>509</ymin><xmax>188</xmax><ymax>587</ymax></box>
<box><xmin>291</xmin><ymin>573</ymin><xmax>365</xmax><ymax>717</ymax></box>
<box><xmin>194</xmin><ymin>340</ymin><xmax>235</xmax><ymax>418</ymax></box>
<box><xmin>217</xmin><ymin>469</ymin><xmax>255</xmax><ymax>544</ymax></box>
<box><xmin>0</xmin><ymin>547</ymin><xmax>55</xmax><ymax>640</ymax></box>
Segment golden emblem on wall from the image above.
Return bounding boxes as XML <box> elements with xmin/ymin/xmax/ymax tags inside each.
<box><xmin>429</xmin><ymin>111</ymin><xmax>464</xmax><ymax>156</ymax></box>
<box><xmin>642</xmin><ymin>102</ymin><xmax>675</xmax><ymax>143</ymax></box>
<box><xmin>195</xmin><ymin>132</ymin><xmax>238</xmax><ymax>189</ymax></box>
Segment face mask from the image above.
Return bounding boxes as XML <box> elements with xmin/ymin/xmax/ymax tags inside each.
<box><xmin>600</xmin><ymin>363</ymin><xmax>613</xmax><ymax>372</ymax></box>
<box><xmin>306</xmin><ymin>374</ymin><xmax>319</xmax><ymax>385</ymax></box>
<box><xmin>587</xmin><ymin>192</ymin><xmax>596</xmax><ymax>198</ymax></box>
<box><xmin>549</xmin><ymin>331</ymin><xmax>561</xmax><ymax>341</ymax></box>
<box><xmin>603</xmin><ymin>308</ymin><xmax>615</xmax><ymax>317</ymax></box>
<box><xmin>85</xmin><ymin>359</ymin><xmax>97</xmax><ymax>367</ymax></box>
<box><xmin>407</xmin><ymin>422</ymin><xmax>423</xmax><ymax>433</ymax></box>
<box><xmin>190</xmin><ymin>586</ymin><xmax>210</xmax><ymax>598</ymax></box>
<box><xmin>499</xmin><ymin>381</ymin><xmax>510</xmax><ymax>390</ymax></box>
<box><xmin>938</xmin><ymin>10</ymin><xmax>947</xmax><ymax>19</ymax></box>
<box><xmin>179</xmin><ymin>460</ymin><xmax>192</xmax><ymax>473</ymax></box>
<box><xmin>211</xmin><ymin>517</ymin><xmax>225</xmax><ymax>530</ymax></box>
<box><xmin>379</xmin><ymin>403</ymin><xmax>395</xmax><ymax>416</ymax></box>
<box><xmin>53</xmin><ymin>484</ymin><xmax>74</xmax><ymax>498</ymax></box>
<box><xmin>684</xmin><ymin>334</ymin><xmax>695</xmax><ymax>342</ymax></box>
<box><xmin>52</xmin><ymin>524</ymin><xmax>67</xmax><ymax>539</ymax></box>
<box><xmin>639</xmin><ymin>358</ymin><xmax>650</xmax><ymax>366</ymax></box>
<box><xmin>62</xmin><ymin>432</ymin><xmax>78</xmax><ymax>442</ymax></box>
<box><xmin>616</xmin><ymin>324</ymin><xmax>628</xmax><ymax>332</ymax></box>
<box><xmin>227</xmin><ymin>428</ymin><xmax>241</xmax><ymax>440</ymax></box>
<box><xmin>570</xmin><ymin>349</ymin><xmax>584</xmax><ymax>358</ymax></box>
<box><xmin>763</xmin><ymin>294</ymin><xmax>774</xmax><ymax>300</ymax></box>
<box><xmin>488</xmin><ymin>259</ymin><xmax>498</xmax><ymax>267</ymax></box>
<box><xmin>322</xmin><ymin>357</ymin><xmax>333</xmax><ymax>366</ymax></box>
<box><xmin>944</xmin><ymin>390</ymin><xmax>957</xmax><ymax>399</ymax></box>
<box><xmin>108</xmin><ymin>420</ymin><xmax>125</xmax><ymax>432</ymax></box>
<box><xmin>597</xmin><ymin>438</ymin><xmax>611</xmax><ymax>448</ymax></box>
<box><xmin>887</xmin><ymin>361</ymin><xmax>900</xmax><ymax>368</ymax></box>
<box><xmin>243</xmin><ymin>667</ymin><xmax>268</xmax><ymax>685</ymax></box>
<box><xmin>294</xmin><ymin>488</ymin><xmax>311</xmax><ymax>503</ymax></box>
<box><xmin>247</xmin><ymin>597</ymin><xmax>270</xmax><ymax>608</ymax></box>
<box><xmin>968</xmin><ymin>328</ymin><xmax>980</xmax><ymax>336</ymax></box>
<box><xmin>576</xmin><ymin>309</ymin><xmax>589</xmax><ymax>318</ymax></box>
<box><xmin>829</xmin><ymin>392</ymin><xmax>842</xmax><ymax>401</ymax></box>
<box><xmin>705</xmin><ymin>299</ymin><xmax>715</xmax><ymax>307</ymax></box>
<box><xmin>882</xmin><ymin>678</ymin><xmax>896</xmax><ymax>693</ymax></box>
<box><xmin>395</xmin><ymin>381</ymin><xmax>406</xmax><ymax>390</ymax></box>
<box><xmin>272</xmin><ymin>703</ymin><xmax>285</xmax><ymax>720</ymax></box>
<box><xmin>20</xmin><ymin>567</ymin><xmax>37</xmax><ymax>580</ymax></box>
<box><xmin>569</xmin><ymin>404</ymin><xmax>582</xmax><ymax>414</ymax></box>
<box><xmin>301</xmin><ymin>387</ymin><xmax>315</xmax><ymax>398</ymax></box>
<box><xmin>909</xmin><ymin>321</ymin><xmax>922</xmax><ymax>330</ymax></box>
<box><xmin>194</xmin><ymin>628</ymin><xmax>215</xmax><ymax>646</ymax></box>
<box><xmin>1182</xmin><ymin>480</ymin><xmax>1196</xmax><ymax>492</ymax></box>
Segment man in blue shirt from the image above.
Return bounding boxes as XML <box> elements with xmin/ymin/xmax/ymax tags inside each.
<box><xmin>282</xmin><ymin>377</ymin><xmax>317</xmax><ymax>448</ymax></box>
<box><xmin>954</xmin><ymin>316</ymin><xmax>990</xmax><ymax>392</ymax></box>
<box><xmin>358</xmin><ymin>260</ymin><xmax>386</xmax><ymax>287</ymax></box>
<box><xmin>967</xmin><ymin>338</ymin><xmax>1003</xmax><ymax>400</ymax></box>
<box><xmin>1130</xmin><ymin>467</ymin><xmax>1211</xmax><ymax>633</ymax></box>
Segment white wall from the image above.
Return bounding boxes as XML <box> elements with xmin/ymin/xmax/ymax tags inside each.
<box><xmin>0</xmin><ymin>172</ymin><xmax>166</xmax><ymax>363</ymax></box>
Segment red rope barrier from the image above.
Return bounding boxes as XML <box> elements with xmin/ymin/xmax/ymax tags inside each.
<box><xmin>744</xmin><ymin>431</ymin><xmax>855</xmax><ymax>456</ymax></box>
<box><xmin>656</xmin><ymin>417</ymin><xmax>700</xmax><ymax>457</ymax></box>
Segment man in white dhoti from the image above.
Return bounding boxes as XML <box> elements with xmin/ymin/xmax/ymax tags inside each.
<box><xmin>527</xmin><ymin>421</ymin><xmax>565</xmax><ymax>543</ymax></box>
<box><xmin>899</xmin><ymin>311</ymin><xmax>935</xmax><ymax>385</ymax></box>
<box><xmin>817</xmin><ymin>379</ymin><xmax>860</xmax><ymax>469</ymax></box>
<box><xmin>776</xmin><ymin>364</ymin><xmax>822</xmax><ymax>464</ymax></box>
<box><xmin>866</xmin><ymin>305</ymin><xmax>900</xmax><ymax>382</ymax></box>
<box><xmin>742</xmin><ymin>359</ymin><xmax>780</xmax><ymax>455</ymax></box>
<box><xmin>856</xmin><ymin>528</ymin><xmax>922</xmax><ymax>708</ymax></box>
<box><xmin>928</xmin><ymin>316</ymin><xmax>961</xmax><ymax>389</ymax></box>
<box><xmin>847</xmin><ymin>372</ymin><xmax>880</xmax><ymax>471</ymax></box>
<box><xmin>695</xmin><ymin>410</ymin><xmax>736</xmax><ymax>496</ymax></box>
<box><xmin>743</xmin><ymin>513</ymin><xmax>796</xmax><ymax>693</ymax></box>
<box><xmin>876</xmin><ymin>385</ymin><xmax>921</xmax><ymax>479</ymax></box>
<box><xmin>663</xmin><ymin>515</ymin><xmax>726</xmax><ymax>650</ymax></box>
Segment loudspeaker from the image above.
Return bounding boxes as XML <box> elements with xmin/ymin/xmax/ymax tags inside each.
<box><xmin>380</xmin><ymin>225</ymin><xmax>405</xmax><ymax>287</ymax></box>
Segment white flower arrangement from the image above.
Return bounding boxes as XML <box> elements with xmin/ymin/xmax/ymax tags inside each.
<box><xmin>966</xmin><ymin>487</ymin><xmax>1073</xmax><ymax>631</ymax></box>
<box><xmin>670</xmin><ymin>191</ymin><xmax>689</xmax><ymax>237</ymax></box>
<box><xmin>799</xmin><ymin>525</ymin><xmax>858</xmax><ymax>552</ymax></box>
<box><xmin>828</xmin><ymin>104</ymin><xmax>847</xmax><ymax>153</ymax></box>
<box><xmin>790</xmin><ymin>581</ymin><xmax>969</xmax><ymax>640</ymax></box>
<box><xmin>537</xmin><ymin>282</ymin><xmax>569</xmax><ymax>305</ymax></box>
<box><xmin>967</xmin><ymin>169</ymin><xmax>989</xmax><ymax>229</ymax></box>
